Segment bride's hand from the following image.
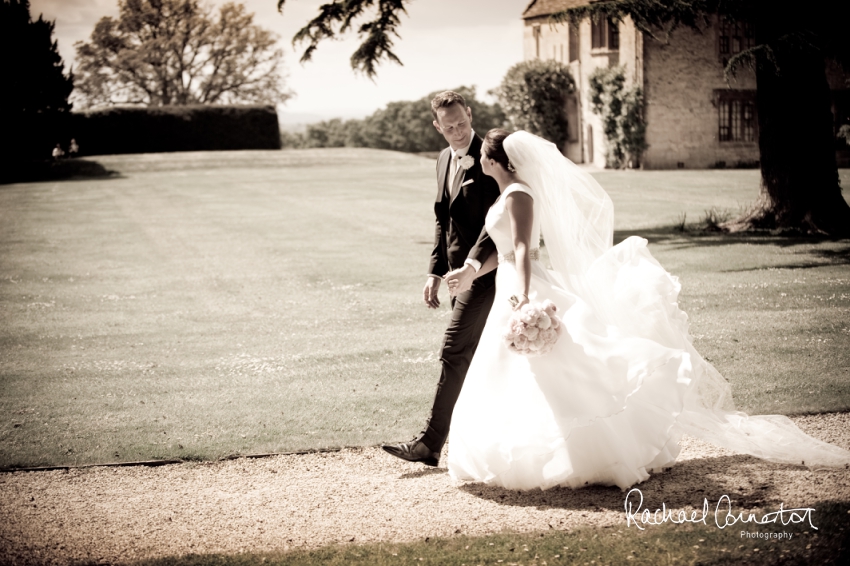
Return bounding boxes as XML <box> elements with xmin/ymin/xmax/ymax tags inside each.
<box><xmin>444</xmin><ymin>264</ymin><xmax>475</xmax><ymax>297</ymax></box>
<box><xmin>510</xmin><ymin>294</ymin><xmax>529</xmax><ymax>311</ymax></box>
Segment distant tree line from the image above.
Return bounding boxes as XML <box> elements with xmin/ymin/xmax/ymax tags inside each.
<box><xmin>282</xmin><ymin>63</ymin><xmax>577</xmax><ymax>154</ymax></box>
<box><xmin>282</xmin><ymin>87</ymin><xmax>508</xmax><ymax>152</ymax></box>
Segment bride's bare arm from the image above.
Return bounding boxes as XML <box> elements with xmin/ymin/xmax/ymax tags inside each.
<box><xmin>475</xmin><ymin>249</ymin><xmax>499</xmax><ymax>277</ymax></box>
<box><xmin>506</xmin><ymin>191</ymin><xmax>534</xmax><ymax>309</ymax></box>
<box><xmin>444</xmin><ymin>250</ymin><xmax>498</xmax><ymax>297</ymax></box>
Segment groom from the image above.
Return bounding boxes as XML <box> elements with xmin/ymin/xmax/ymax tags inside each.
<box><xmin>382</xmin><ymin>91</ymin><xmax>500</xmax><ymax>466</ymax></box>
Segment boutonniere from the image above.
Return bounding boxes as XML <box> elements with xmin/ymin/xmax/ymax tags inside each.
<box><xmin>459</xmin><ymin>155</ymin><xmax>475</xmax><ymax>171</ymax></box>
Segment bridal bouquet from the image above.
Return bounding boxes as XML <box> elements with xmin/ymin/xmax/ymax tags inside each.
<box><xmin>502</xmin><ymin>299</ymin><xmax>563</xmax><ymax>356</ymax></box>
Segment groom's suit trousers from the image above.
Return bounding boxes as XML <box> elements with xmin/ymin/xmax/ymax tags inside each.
<box><xmin>420</xmin><ymin>270</ymin><xmax>496</xmax><ymax>453</ymax></box>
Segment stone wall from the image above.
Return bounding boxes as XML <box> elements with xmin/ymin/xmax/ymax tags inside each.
<box><xmin>519</xmin><ymin>13</ymin><xmax>848</xmax><ymax>170</ymax></box>
<box><xmin>642</xmin><ymin>20</ymin><xmax>759</xmax><ymax>169</ymax></box>
<box><xmin>523</xmin><ymin>15</ymin><xmax>636</xmax><ymax>166</ymax></box>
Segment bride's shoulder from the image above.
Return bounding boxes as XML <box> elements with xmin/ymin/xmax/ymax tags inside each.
<box><xmin>505</xmin><ymin>182</ymin><xmax>535</xmax><ymax>199</ymax></box>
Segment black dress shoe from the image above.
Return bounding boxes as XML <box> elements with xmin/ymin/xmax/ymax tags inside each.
<box><xmin>382</xmin><ymin>440</ymin><xmax>440</xmax><ymax>467</ymax></box>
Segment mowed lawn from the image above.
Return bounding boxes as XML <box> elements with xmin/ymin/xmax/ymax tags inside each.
<box><xmin>0</xmin><ymin>149</ymin><xmax>848</xmax><ymax>468</ymax></box>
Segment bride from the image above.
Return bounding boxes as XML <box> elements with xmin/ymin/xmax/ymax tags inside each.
<box><xmin>444</xmin><ymin>129</ymin><xmax>850</xmax><ymax>491</ymax></box>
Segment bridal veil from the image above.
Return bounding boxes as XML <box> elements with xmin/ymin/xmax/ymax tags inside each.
<box><xmin>502</xmin><ymin>130</ymin><xmax>850</xmax><ymax>470</ymax></box>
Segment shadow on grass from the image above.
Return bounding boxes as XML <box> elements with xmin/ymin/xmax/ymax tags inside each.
<box><xmin>616</xmin><ymin>226</ymin><xmax>850</xmax><ymax>270</ymax></box>
<box><xmin>458</xmin><ymin>453</ymin><xmax>816</xmax><ymax>513</ymax></box>
<box><xmin>616</xmin><ymin>226</ymin><xmax>850</xmax><ymax>249</ymax></box>
<box><xmin>0</xmin><ymin>158</ymin><xmax>121</xmax><ymax>184</ymax></box>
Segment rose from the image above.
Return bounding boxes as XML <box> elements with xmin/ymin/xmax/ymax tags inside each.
<box><xmin>510</xmin><ymin>319</ymin><xmax>525</xmax><ymax>334</ymax></box>
<box><xmin>537</xmin><ymin>313</ymin><xmax>551</xmax><ymax>329</ymax></box>
<box><xmin>459</xmin><ymin>155</ymin><xmax>475</xmax><ymax>170</ymax></box>
<box><xmin>520</xmin><ymin>309</ymin><xmax>538</xmax><ymax>324</ymax></box>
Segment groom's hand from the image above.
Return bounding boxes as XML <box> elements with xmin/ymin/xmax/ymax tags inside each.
<box><xmin>423</xmin><ymin>276</ymin><xmax>441</xmax><ymax>309</ymax></box>
<box><xmin>444</xmin><ymin>264</ymin><xmax>475</xmax><ymax>297</ymax></box>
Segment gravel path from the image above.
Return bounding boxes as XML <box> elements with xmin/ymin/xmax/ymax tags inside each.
<box><xmin>2</xmin><ymin>413</ymin><xmax>849</xmax><ymax>565</ymax></box>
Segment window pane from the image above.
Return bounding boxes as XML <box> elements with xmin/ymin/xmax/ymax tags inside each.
<box><xmin>592</xmin><ymin>18</ymin><xmax>603</xmax><ymax>48</ymax></box>
<box><xmin>533</xmin><ymin>24</ymin><xmax>541</xmax><ymax>58</ymax></box>
<box><xmin>719</xmin><ymin>100</ymin><xmax>731</xmax><ymax>141</ymax></box>
<box><xmin>729</xmin><ymin>100</ymin><xmax>741</xmax><ymax>141</ymax></box>
<box><xmin>569</xmin><ymin>24</ymin><xmax>579</xmax><ymax>61</ymax></box>
<box><xmin>731</xmin><ymin>34</ymin><xmax>741</xmax><ymax>54</ymax></box>
<box><xmin>608</xmin><ymin>19</ymin><xmax>619</xmax><ymax>50</ymax></box>
<box><xmin>743</xmin><ymin>102</ymin><xmax>755</xmax><ymax>142</ymax></box>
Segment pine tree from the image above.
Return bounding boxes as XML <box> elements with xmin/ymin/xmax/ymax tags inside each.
<box><xmin>0</xmin><ymin>0</ymin><xmax>74</xmax><ymax>161</ymax></box>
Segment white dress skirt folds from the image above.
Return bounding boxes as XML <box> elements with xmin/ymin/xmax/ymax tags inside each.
<box><xmin>446</xmin><ymin>133</ymin><xmax>850</xmax><ymax>492</ymax></box>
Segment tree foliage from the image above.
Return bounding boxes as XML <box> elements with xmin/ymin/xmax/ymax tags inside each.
<box><xmin>277</xmin><ymin>0</ymin><xmax>408</xmax><ymax>78</ymax></box>
<box><xmin>496</xmin><ymin>60</ymin><xmax>575</xmax><ymax>152</ymax></box>
<box><xmin>0</xmin><ymin>0</ymin><xmax>73</xmax><ymax>115</ymax></box>
<box><xmin>283</xmin><ymin>86</ymin><xmax>506</xmax><ymax>152</ymax></box>
<box><xmin>0</xmin><ymin>0</ymin><xmax>74</xmax><ymax>164</ymax></box>
<box><xmin>588</xmin><ymin>65</ymin><xmax>646</xmax><ymax>168</ymax></box>
<box><xmin>552</xmin><ymin>0</ymin><xmax>849</xmax><ymax>85</ymax></box>
<box><xmin>74</xmin><ymin>0</ymin><xmax>291</xmax><ymax>108</ymax></box>
<box><xmin>555</xmin><ymin>0</ymin><xmax>850</xmax><ymax>236</ymax></box>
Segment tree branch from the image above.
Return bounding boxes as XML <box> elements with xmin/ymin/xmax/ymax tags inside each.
<box><xmin>282</xmin><ymin>0</ymin><xmax>408</xmax><ymax>78</ymax></box>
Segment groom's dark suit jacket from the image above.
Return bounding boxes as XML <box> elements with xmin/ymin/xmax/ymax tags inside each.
<box><xmin>429</xmin><ymin>134</ymin><xmax>500</xmax><ymax>277</ymax></box>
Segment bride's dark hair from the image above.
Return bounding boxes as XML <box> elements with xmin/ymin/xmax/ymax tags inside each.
<box><xmin>483</xmin><ymin>129</ymin><xmax>515</xmax><ymax>172</ymax></box>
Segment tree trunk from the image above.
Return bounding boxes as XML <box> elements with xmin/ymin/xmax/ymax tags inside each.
<box><xmin>725</xmin><ymin>33</ymin><xmax>850</xmax><ymax>236</ymax></box>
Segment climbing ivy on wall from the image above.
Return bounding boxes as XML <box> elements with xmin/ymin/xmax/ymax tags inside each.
<box><xmin>588</xmin><ymin>66</ymin><xmax>647</xmax><ymax>168</ymax></box>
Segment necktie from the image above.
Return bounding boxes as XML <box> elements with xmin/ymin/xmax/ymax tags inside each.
<box><xmin>448</xmin><ymin>153</ymin><xmax>462</xmax><ymax>198</ymax></box>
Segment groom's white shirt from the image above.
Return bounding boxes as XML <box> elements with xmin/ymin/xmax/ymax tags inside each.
<box><xmin>429</xmin><ymin>131</ymin><xmax>483</xmax><ymax>279</ymax></box>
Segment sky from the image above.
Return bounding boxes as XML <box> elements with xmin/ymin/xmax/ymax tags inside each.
<box><xmin>29</xmin><ymin>0</ymin><xmax>532</xmax><ymax>123</ymax></box>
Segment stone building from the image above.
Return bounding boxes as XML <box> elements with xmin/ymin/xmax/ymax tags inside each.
<box><xmin>521</xmin><ymin>0</ymin><xmax>849</xmax><ymax>169</ymax></box>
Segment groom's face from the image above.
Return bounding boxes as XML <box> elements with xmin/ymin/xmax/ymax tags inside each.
<box><xmin>433</xmin><ymin>103</ymin><xmax>473</xmax><ymax>151</ymax></box>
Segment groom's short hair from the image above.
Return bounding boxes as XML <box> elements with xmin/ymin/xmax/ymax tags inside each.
<box><xmin>431</xmin><ymin>91</ymin><xmax>467</xmax><ymax>120</ymax></box>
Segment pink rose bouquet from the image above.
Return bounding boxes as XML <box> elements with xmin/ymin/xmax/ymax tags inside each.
<box><xmin>502</xmin><ymin>299</ymin><xmax>563</xmax><ymax>356</ymax></box>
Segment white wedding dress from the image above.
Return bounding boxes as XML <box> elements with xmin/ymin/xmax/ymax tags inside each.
<box><xmin>446</xmin><ymin>132</ymin><xmax>850</xmax><ymax>491</ymax></box>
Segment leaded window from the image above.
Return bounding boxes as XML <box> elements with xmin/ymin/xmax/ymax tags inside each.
<box><xmin>718</xmin><ymin>94</ymin><xmax>756</xmax><ymax>142</ymax></box>
<box><xmin>718</xmin><ymin>16</ymin><xmax>754</xmax><ymax>66</ymax></box>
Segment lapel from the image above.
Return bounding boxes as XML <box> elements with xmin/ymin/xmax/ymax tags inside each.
<box><xmin>450</xmin><ymin>134</ymin><xmax>483</xmax><ymax>206</ymax></box>
<box><xmin>436</xmin><ymin>148</ymin><xmax>451</xmax><ymax>203</ymax></box>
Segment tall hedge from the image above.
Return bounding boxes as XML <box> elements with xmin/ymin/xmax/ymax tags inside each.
<box><xmin>68</xmin><ymin>105</ymin><xmax>281</xmax><ymax>156</ymax></box>
<box><xmin>496</xmin><ymin>60</ymin><xmax>575</xmax><ymax>152</ymax></box>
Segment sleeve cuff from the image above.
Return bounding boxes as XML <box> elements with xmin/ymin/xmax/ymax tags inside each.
<box><xmin>464</xmin><ymin>258</ymin><xmax>482</xmax><ymax>272</ymax></box>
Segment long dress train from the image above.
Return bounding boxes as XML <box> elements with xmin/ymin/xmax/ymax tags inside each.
<box><xmin>446</xmin><ymin>133</ymin><xmax>850</xmax><ymax>491</ymax></box>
